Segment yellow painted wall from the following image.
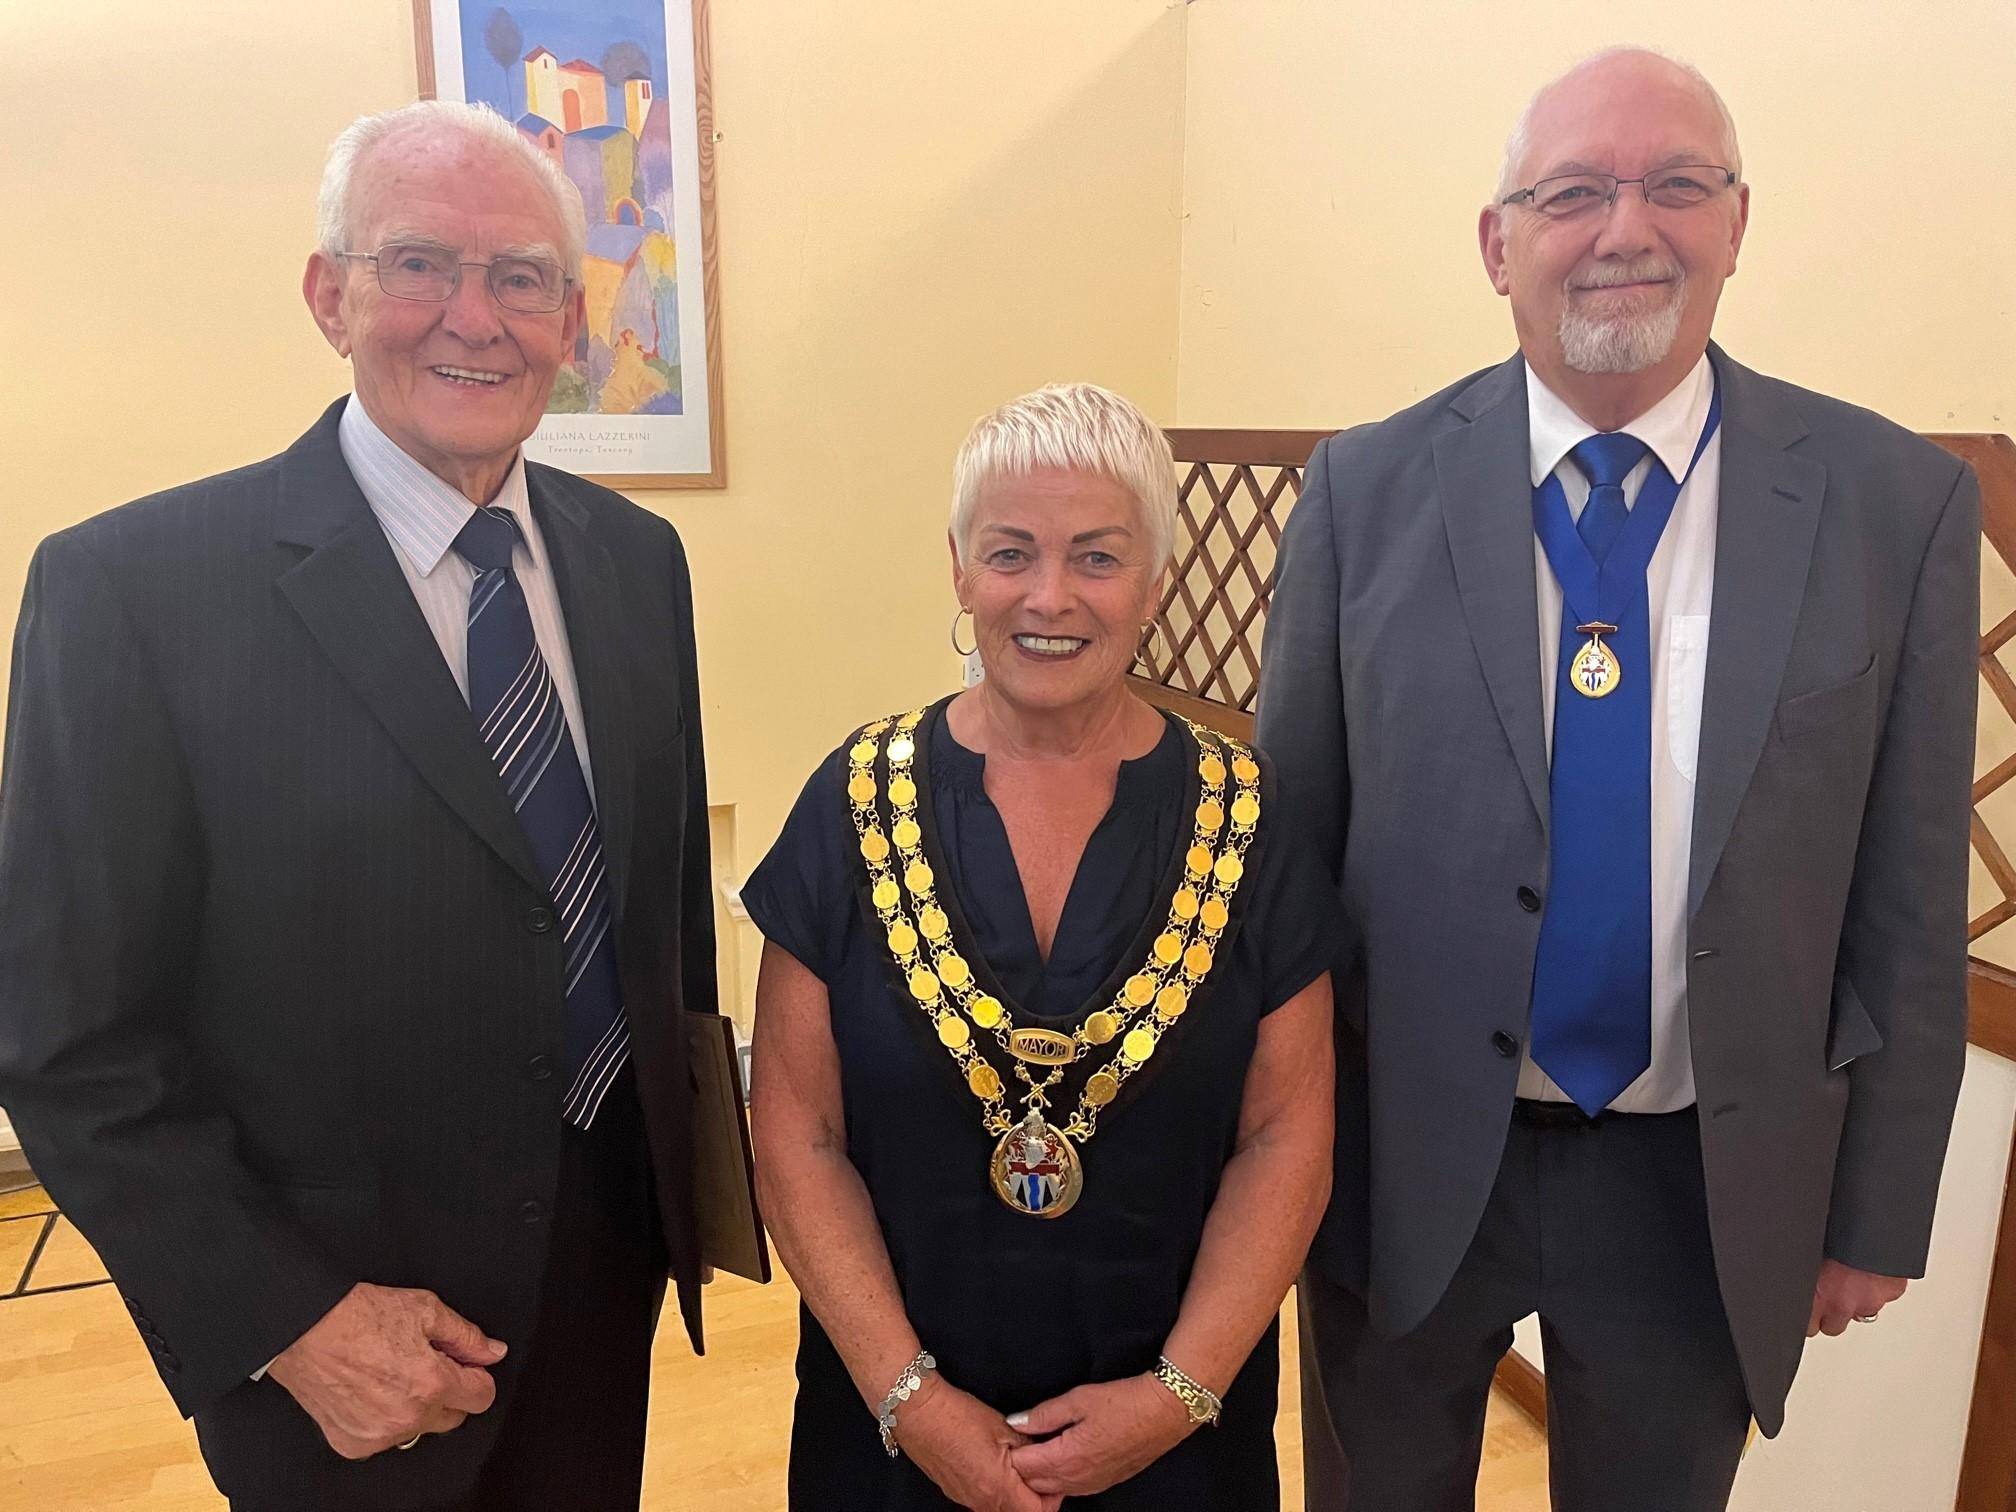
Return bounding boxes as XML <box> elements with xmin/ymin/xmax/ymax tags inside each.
<box><xmin>0</xmin><ymin>0</ymin><xmax>1189</xmax><ymax>1030</ymax></box>
<box><xmin>1174</xmin><ymin>0</ymin><xmax>2015</xmax><ymax>432</ymax></box>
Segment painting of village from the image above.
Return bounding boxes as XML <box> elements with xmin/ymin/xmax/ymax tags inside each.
<box><xmin>459</xmin><ymin>4</ymin><xmax>686</xmax><ymax>418</ymax></box>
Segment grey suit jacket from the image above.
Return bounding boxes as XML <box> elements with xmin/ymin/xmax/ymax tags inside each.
<box><xmin>1256</xmin><ymin>346</ymin><xmax>1979</xmax><ymax>1433</ymax></box>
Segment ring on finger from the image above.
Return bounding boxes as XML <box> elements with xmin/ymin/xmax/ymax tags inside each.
<box><xmin>397</xmin><ymin>1434</ymin><xmax>423</xmax><ymax>1451</ymax></box>
<box><xmin>1854</xmin><ymin>1313</ymin><xmax>1879</xmax><ymax>1323</ymax></box>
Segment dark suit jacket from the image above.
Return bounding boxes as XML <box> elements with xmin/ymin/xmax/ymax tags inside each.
<box><xmin>0</xmin><ymin>400</ymin><xmax>715</xmax><ymax>1505</ymax></box>
<box><xmin>1257</xmin><ymin>346</ymin><xmax>1979</xmax><ymax>1434</ymax></box>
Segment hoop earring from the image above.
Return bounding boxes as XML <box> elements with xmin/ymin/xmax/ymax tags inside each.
<box><xmin>1136</xmin><ymin>617</ymin><xmax>1165</xmax><ymax>667</ymax></box>
<box><xmin>951</xmin><ymin>608</ymin><xmax>978</xmax><ymax>657</ymax></box>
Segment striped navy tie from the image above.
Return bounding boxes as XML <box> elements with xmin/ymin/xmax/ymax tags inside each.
<box><xmin>453</xmin><ymin>506</ymin><xmax>627</xmax><ymax>1128</ymax></box>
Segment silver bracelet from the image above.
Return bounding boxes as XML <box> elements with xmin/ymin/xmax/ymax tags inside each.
<box><xmin>876</xmin><ymin>1349</ymin><xmax>937</xmax><ymax>1458</ymax></box>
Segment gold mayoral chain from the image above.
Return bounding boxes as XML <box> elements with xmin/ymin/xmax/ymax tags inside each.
<box><xmin>1570</xmin><ymin>620</ymin><xmax>1621</xmax><ymax>699</ymax></box>
<box><xmin>845</xmin><ymin>708</ymin><xmax>1261</xmax><ymax>1220</ymax></box>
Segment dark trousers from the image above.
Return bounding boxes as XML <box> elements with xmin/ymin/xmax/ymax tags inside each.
<box><xmin>1300</xmin><ymin>1106</ymin><xmax>1751</xmax><ymax>1512</ymax></box>
<box><xmin>234</xmin><ymin>1072</ymin><xmax>668</xmax><ymax>1512</ymax></box>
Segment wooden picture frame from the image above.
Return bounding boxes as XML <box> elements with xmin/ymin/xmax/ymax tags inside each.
<box><xmin>413</xmin><ymin>0</ymin><xmax>726</xmax><ymax>488</ymax></box>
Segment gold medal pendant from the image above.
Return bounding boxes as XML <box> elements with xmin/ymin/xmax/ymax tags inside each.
<box><xmin>1570</xmin><ymin>622</ymin><xmax>1621</xmax><ymax>699</ymax></box>
<box><xmin>990</xmin><ymin>1110</ymin><xmax>1084</xmax><ymax>1219</ymax></box>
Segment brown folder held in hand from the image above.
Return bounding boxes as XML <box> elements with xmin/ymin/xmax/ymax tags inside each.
<box><xmin>685</xmin><ymin>1010</ymin><xmax>771</xmax><ymax>1283</ymax></box>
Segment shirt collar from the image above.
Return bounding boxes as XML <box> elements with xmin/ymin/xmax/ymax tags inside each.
<box><xmin>1525</xmin><ymin>352</ymin><xmax>1714</xmax><ymax>489</ymax></box>
<box><xmin>337</xmin><ymin>395</ymin><xmax>533</xmax><ymax>577</ymax></box>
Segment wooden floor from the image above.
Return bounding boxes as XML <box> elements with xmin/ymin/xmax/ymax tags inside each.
<box><xmin>0</xmin><ymin>1183</ymin><xmax>1551</xmax><ymax>1509</ymax></box>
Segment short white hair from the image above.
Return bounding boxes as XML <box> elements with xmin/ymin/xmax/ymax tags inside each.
<box><xmin>316</xmin><ymin>99</ymin><xmax>587</xmax><ymax>278</ymax></box>
<box><xmin>1494</xmin><ymin>46</ymin><xmax>1743</xmax><ymax>202</ymax></box>
<box><xmin>951</xmin><ymin>383</ymin><xmax>1178</xmax><ymax>572</ymax></box>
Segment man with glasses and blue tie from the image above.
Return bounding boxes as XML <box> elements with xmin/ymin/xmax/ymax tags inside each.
<box><xmin>1260</xmin><ymin>47</ymin><xmax>1979</xmax><ymax>1509</ymax></box>
<box><xmin>0</xmin><ymin>101</ymin><xmax>717</xmax><ymax>1510</ymax></box>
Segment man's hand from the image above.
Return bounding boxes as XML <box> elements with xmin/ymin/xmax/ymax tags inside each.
<box><xmin>1006</xmin><ymin>1375</ymin><xmax>1196</xmax><ymax>1498</ymax></box>
<box><xmin>266</xmin><ymin>1282</ymin><xmax>507</xmax><ymax>1459</ymax></box>
<box><xmin>1808</xmin><ymin>1259</ymin><xmax>1909</xmax><ymax>1338</ymax></box>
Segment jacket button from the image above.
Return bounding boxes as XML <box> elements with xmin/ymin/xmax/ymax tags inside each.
<box><xmin>527</xmin><ymin>906</ymin><xmax>556</xmax><ymax>933</ymax></box>
<box><xmin>1516</xmin><ymin>887</ymin><xmax>1541</xmax><ymax>913</ymax></box>
<box><xmin>520</xmin><ymin>1200</ymin><xmax>544</xmax><ymax>1224</ymax></box>
<box><xmin>1492</xmin><ymin>1031</ymin><xmax>1521</xmax><ymax>1058</ymax></box>
<box><xmin>527</xmin><ymin>1055</ymin><xmax>553</xmax><ymax>1081</ymax></box>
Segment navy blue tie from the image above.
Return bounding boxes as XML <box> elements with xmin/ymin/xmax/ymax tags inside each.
<box><xmin>454</xmin><ymin>507</ymin><xmax>627</xmax><ymax>1127</ymax></box>
<box><xmin>1570</xmin><ymin>431</ymin><xmax>1646</xmax><ymax>561</ymax></box>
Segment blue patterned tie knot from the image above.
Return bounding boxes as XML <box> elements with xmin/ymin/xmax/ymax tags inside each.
<box><xmin>1568</xmin><ymin>432</ymin><xmax>1649</xmax><ymax>564</ymax></box>
<box><xmin>451</xmin><ymin>506</ymin><xmax>521</xmax><ymax>573</ymax></box>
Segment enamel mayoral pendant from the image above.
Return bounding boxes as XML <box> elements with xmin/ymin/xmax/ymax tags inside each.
<box><xmin>1570</xmin><ymin>621</ymin><xmax>1621</xmax><ymax>699</ymax></box>
<box><xmin>989</xmin><ymin>1110</ymin><xmax>1085</xmax><ymax>1218</ymax></box>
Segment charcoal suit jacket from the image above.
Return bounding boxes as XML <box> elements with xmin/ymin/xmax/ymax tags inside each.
<box><xmin>0</xmin><ymin>399</ymin><xmax>715</xmax><ymax>1504</ymax></box>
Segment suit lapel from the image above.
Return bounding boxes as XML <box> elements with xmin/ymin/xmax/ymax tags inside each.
<box><xmin>1688</xmin><ymin>348</ymin><xmax>1827</xmax><ymax>915</ymax></box>
<box><xmin>1435</xmin><ymin>356</ymin><xmax>1551</xmax><ymax>829</ymax></box>
<box><xmin>273</xmin><ymin>404</ymin><xmax>544</xmax><ymax>892</ymax></box>
<box><xmin>531</xmin><ymin>468</ymin><xmax>638</xmax><ymax>915</ymax></box>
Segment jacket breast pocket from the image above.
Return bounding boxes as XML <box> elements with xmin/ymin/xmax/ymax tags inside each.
<box><xmin>1774</xmin><ymin>656</ymin><xmax>1877</xmax><ymax>743</ymax></box>
<box><xmin>1666</xmin><ymin>615</ymin><xmax>1711</xmax><ymax>783</ymax></box>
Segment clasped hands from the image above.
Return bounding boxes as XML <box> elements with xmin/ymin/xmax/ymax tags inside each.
<box><xmin>896</xmin><ymin>1369</ymin><xmax>1197</xmax><ymax>1511</ymax></box>
<box><xmin>267</xmin><ymin>1282</ymin><xmax>507</xmax><ymax>1460</ymax></box>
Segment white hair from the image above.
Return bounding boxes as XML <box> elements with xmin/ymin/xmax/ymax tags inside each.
<box><xmin>316</xmin><ymin>99</ymin><xmax>587</xmax><ymax>278</ymax></box>
<box><xmin>951</xmin><ymin>383</ymin><xmax>1178</xmax><ymax>573</ymax></box>
<box><xmin>1493</xmin><ymin>46</ymin><xmax>1743</xmax><ymax>203</ymax></box>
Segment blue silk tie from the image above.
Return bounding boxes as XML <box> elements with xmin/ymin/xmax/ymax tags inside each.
<box><xmin>1529</xmin><ymin>432</ymin><xmax>1656</xmax><ymax>1115</ymax></box>
<box><xmin>1571</xmin><ymin>432</ymin><xmax>1644</xmax><ymax>564</ymax></box>
<box><xmin>454</xmin><ymin>507</ymin><xmax>628</xmax><ymax>1128</ymax></box>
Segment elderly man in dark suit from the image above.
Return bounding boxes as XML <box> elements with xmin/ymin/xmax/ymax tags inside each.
<box><xmin>1260</xmin><ymin>47</ymin><xmax>1979</xmax><ymax>1511</ymax></box>
<box><xmin>0</xmin><ymin>100</ymin><xmax>716</xmax><ymax>1511</ymax></box>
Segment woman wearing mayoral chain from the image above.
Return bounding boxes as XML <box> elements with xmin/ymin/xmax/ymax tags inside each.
<box><xmin>744</xmin><ymin>384</ymin><xmax>1337</xmax><ymax>1510</ymax></box>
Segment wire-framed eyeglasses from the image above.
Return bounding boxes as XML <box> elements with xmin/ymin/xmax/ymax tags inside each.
<box><xmin>336</xmin><ymin>243</ymin><xmax>573</xmax><ymax>314</ymax></box>
<box><xmin>1501</xmin><ymin>166</ymin><xmax>1737</xmax><ymax>219</ymax></box>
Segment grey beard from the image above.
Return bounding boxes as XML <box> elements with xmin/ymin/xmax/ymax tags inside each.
<box><xmin>1558</xmin><ymin>284</ymin><xmax>1686</xmax><ymax>374</ymax></box>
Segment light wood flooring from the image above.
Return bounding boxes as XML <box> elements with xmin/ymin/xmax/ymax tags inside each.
<box><xmin>0</xmin><ymin>1184</ymin><xmax>1551</xmax><ymax>1509</ymax></box>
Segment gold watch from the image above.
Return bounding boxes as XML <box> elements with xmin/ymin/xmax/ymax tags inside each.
<box><xmin>1152</xmin><ymin>1355</ymin><xmax>1223</xmax><ymax>1427</ymax></box>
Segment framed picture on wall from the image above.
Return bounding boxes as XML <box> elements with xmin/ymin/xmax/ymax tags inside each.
<box><xmin>414</xmin><ymin>0</ymin><xmax>725</xmax><ymax>488</ymax></box>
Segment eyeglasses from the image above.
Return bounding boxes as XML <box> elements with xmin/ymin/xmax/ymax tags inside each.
<box><xmin>336</xmin><ymin>243</ymin><xmax>572</xmax><ymax>314</ymax></box>
<box><xmin>1501</xmin><ymin>165</ymin><xmax>1736</xmax><ymax>219</ymax></box>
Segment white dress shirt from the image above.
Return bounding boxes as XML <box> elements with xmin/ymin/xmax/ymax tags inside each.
<box><xmin>1519</xmin><ymin>354</ymin><xmax>1720</xmax><ymax>1113</ymax></box>
<box><xmin>337</xmin><ymin>396</ymin><xmax>596</xmax><ymax>800</ymax></box>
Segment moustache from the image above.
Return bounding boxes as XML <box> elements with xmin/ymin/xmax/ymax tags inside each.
<box><xmin>1569</xmin><ymin>260</ymin><xmax>1685</xmax><ymax>291</ymax></box>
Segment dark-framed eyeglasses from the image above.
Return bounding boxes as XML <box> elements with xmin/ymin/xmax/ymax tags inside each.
<box><xmin>1501</xmin><ymin>165</ymin><xmax>1737</xmax><ymax>219</ymax></box>
<box><xmin>336</xmin><ymin>243</ymin><xmax>573</xmax><ymax>314</ymax></box>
